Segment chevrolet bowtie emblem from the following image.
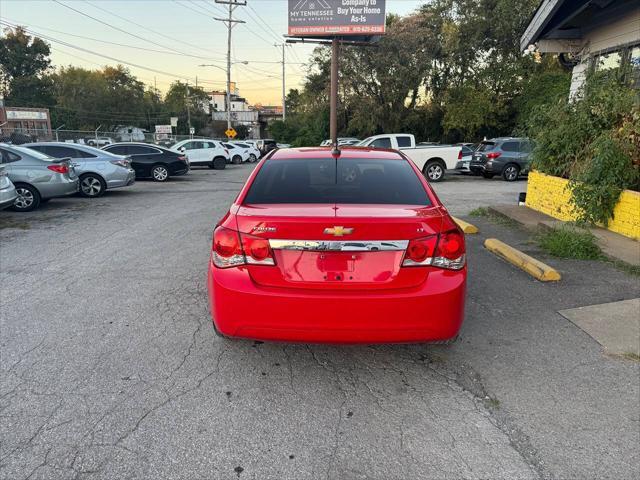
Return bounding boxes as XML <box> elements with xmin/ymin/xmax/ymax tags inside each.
<box><xmin>324</xmin><ymin>226</ymin><xmax>354</xmax><ymax>236</ymax></box>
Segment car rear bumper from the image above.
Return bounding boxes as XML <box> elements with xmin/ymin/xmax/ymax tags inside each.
<box><xmin>106</xmin><ymin>169</ymin><xmax>136</xmax><ymax>189</ymax></box>
<box><xmin>38</xmin><ymin>177</ymin><xmax>79</xmax><ymax>199</ymax></box>
<box><xmin>207</xmin><ymin>263</ymin><xmax>466</xmax><ymax>343</ymax></box>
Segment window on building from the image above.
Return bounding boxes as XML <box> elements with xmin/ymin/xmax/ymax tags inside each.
<box><xmin>595</xmin><ymin>51</ymin><xmax>621</xmax><ymax>71</ymax></box>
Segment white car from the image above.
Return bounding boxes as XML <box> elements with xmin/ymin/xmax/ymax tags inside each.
<box><xmin>356</xmin><ymin>134</ymin><xmax>462</xmax><ymax>182</ymax></box>
<box><xmin>230</xmin><ymin>141</ymin><xmax>260</xmax><ymax>162</ymax></box>
<box><xmin>86</xmin><ymin>137</ymin><xmax>115</xmax><ymax>147</ymax></box>
<box><xmin>222</xmin><ymin>142</ymin><xmax>251</xmax><ymax>164</ymax></box>
<box><xmin>171</xmin><ymin>139</ymin><xmax>230</xmax><ymax>170</ymax></box>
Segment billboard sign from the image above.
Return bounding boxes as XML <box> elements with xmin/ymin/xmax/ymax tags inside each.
<box><xmin>155</xmin><ymin>125</ymin><xmax>172</xmax><ymax>134</ymax></box>
<box><xmin>288</xmin><ymin>0</ymin><xmax>386</xmax><ymax>37</ymax></box>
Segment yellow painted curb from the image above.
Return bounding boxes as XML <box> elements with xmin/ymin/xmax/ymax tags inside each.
<box><xmin>484</xmin><ymin>238</ymin><xmax>561</xmax><ymax>282</ymax></box>
<box><xmin>452</xmin><ymin>217</ymin><xmax>479</xmax><ymax>234</ymax></box>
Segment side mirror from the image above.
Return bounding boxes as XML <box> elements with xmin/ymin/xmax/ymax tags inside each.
<box><xmin>179</xmin><ymin>147</ymin><xmax>186</xmax><ymax>153</ymax></box>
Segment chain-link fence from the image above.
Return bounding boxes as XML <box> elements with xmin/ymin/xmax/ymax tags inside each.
<box><xmin>1</xmin><ymin>127</ymin><xmax>251</xmax><ymax>147</ymax></box>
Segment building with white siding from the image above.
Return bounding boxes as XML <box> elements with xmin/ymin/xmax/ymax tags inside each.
<box><xmin>521</xmin><ymin>0</ymin><xmax>639</xmax><ymax>98</ymax></box>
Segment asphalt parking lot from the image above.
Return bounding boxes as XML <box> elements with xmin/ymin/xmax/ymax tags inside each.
<box><xmin>1</xmin><ymin>166</ymin><xmax>638</xmax><ymax>480</ymax></box>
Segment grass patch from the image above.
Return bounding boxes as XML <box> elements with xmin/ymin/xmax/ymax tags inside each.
<box><xmin>621</xmin><ymin>352</ymin><xmax>640</xmax><ymax>362</ymax></box>
<box><xmin>609</xmin><ymin>260</ymin><xmax>640</xmax><ymax>277</ymax></box>
<box><xmin>468</xmin><ymin>207</ymin><xmax>518</xmax><ymax>227</ymax></box>
<box><xmin>537</xmin><ymin>225</ymin><xmax>603</xmax><ymax>260</ymax></box>
<box><xmin>469</xmin><ymin>207</ymin><xmax>489</xmax><ymax>217</ymax></box>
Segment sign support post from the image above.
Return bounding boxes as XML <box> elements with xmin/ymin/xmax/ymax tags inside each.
<box><xmin>286</xmin><ymin>0</ymin><xmax>386</xmax><ymax>151</ymax></box>
<box><xmin>330</xmin><ymin>38</ymin><xmax>340</xmax><ymax>151</ymax></box>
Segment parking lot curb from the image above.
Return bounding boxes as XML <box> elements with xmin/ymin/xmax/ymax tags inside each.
<box><xmin>484</xmin><ymin>238</ymin><xmax>561</xmax><ymax>282</ymax></box>
<box><xmin>453</xmin><ymin>217</ymin><xmax>479</xmax><ymax>234</ymax></box>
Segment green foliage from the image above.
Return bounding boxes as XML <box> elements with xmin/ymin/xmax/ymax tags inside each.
<box><xmin>537</xmin><ymin>225</ymin><xmax>603</xmax><ymax>260</ymax></box>
<box><xmin>469</xmin><ymin>207</ymin><xmax>489</xmax><ymax>217</ymax></box>
<box><xmin>272</xmin><ymin>0</ymin><xmax>567</xmax><ymax>145</ymax></box>
<box><xmin>526</xmin><ymin>73</ymin><xmax>639</xmax><ymax>224</ymax></box>
<box><xmin>0</xmin><ymin>26</ymin><xmax>52</xmax><ymax>106</ymax></box>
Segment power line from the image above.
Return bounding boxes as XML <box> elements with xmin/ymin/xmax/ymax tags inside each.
<box><xmin>0</xmin><ymin>21</ymin><xmax>228</xmax><ymax>86</ymax></box>
<box><xmin>3</xmin><ymin>17</ymin><xmax>230</xmax><ymax>65</ymax></box>
<box><xmin>82</xmin><ymin>0</ymin><xmax>227</xmax><ymax>60</ymax></box>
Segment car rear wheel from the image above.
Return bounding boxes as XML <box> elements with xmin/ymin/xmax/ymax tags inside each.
<box><xmin>482</xmin><ymin>172</ymin><xmax>494</xmax><ymax>179</ymax></box>
<box><xmin>424</xmin><ymin>160</ymin><xmax>445</xmax><ymax>182</ymax></box>
<box><xmin>79</xmin><ymin>173</ymin><xmax>106</xmax><ymax>197</ymax></box>
<box><xmin>232</xmin><ymin>155</ymin><xmax>242</xmax><ymax>165</ymax></box>
<box><xmin>10</xmin><ymin>184</ymin><xmax>41</xmax><ymax>212</ymax></box>
<box><xmin>502</xmin><ymin>164</ymin><xmax>520</xmax><ymax>182</ymax></box>
<box><xmin>151</xmin><ymin>165</ymin><xmax>170</xmax><ymax>182</ymax></box>
<box><xmin>211</xmin><ymin>157</ymin><xmax>227</xmax><ymax>170</ymax></box>
<box><xmin>249</xmin><ymin>153</ymin><xmax>257</xmax><ymax>163</ymax></box>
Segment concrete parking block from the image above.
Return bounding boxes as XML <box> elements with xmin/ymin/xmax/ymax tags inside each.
<box><xmin>452</xmin><ymin>216</ymin><xmax>479</xmax><ymax>234</ymax></box>
<box><xmin>484</xmin><ymin>238</ymin><xmax>561</xmax><ymax>282</ymax></box>
<box><xmin>559</xmin><ymin>298</ymin><xmax>640</xmax><ymax>357</ymax></box>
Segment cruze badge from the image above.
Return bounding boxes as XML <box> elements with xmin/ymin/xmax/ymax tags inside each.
<box><xmin>324</xmin><ymin>226</ymin><xmax>354</xmax><ymax>236</ymax></box>
<box><xmin>253</xmin><ymin>226</ymin><xmax>276</xmax><ymax>233</ymax></box>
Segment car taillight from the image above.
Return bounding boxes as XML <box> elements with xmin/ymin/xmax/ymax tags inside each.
<box><xmin>47</xmin><ymin>164</ymin><xmax>69</xmax><ymax>174</ymax></box>
<box><xmin>432</xmin><ymin>229</ymin><xmax>466</xmax><ymax>270</ymax></box>
<box><xmin>458</xmin><ymin>149</ymin><xmax>463</xmax><ymax>160</ymax></box>
<box><xmin>402</xmin><ymin>229</ymin><xmax>465</xmax><ymax>270</ymax></box>
<box><xmin>402</xmin><ymin>235</ymin><xmax>438</xmax><ymax>266</ymax></box>
<box><xmin>211</xmin><ymin>226</ymin><xmax>275</xmax><ymax>268</ymax></box>
<box><xmin>110</xmin><ymin>159</ymin><xmax>131</xmax><ymax>168</ymax></box>
<box><xmin>241</xmin><ymin>233</ymin><xmax>275</xmax><ymax>265</ymax></box>
<box><xmin>487</xmin><ymin>152</ymin><xmax>502</xmax><ymax>159</ymax></box>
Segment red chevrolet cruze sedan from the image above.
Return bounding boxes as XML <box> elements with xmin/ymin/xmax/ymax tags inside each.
<box><xmin>207</xmin><ymin>147</ymin><xmax>467</xmax><ymax>343</ymax></box>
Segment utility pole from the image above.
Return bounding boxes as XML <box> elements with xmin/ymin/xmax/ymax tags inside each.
<box><xmin>215</xmin><ymin>0</ymin><xmax>246</xmax><ymax>132</ymax></box>
<box><xmin>274</xmin><ymin>43</ymin><xmax>291</xmax><ymax>121</ymax></box>
<box><xmin>186</xmin><ymin>81</ymin><xmax>191</xmax><ymax>134</ymax></box>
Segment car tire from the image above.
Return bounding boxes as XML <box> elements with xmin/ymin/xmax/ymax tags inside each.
<box><xmin>423</xmin><ymin>160</ymin><xmax>445</xmax><ymax>182</ymax></box>
<box><xmin>231</xmin><ymin>155</ymin><xmax>242</xmax><ymax>165</ymax></box>
<box><xmin>79</xmin><ymin>173</ymin><xmax>106</xmax><ymax>198</ymax></box>
<box><xmin>151</xmin><ymin>164</ymin><xmax>170</xmax><ymax>182</ymax></box>
<box><xmin>212</xmin><ymin>157</ymin><xmax>227</xmax><ymax>170</ymax></box>
<box><xmin>502</xmin><ymin>164</ymin><xmax>520</xmax><ymax>182</ymax></box>
<box><xmin>482</xmin><ymin>172</ymin><xmax>494</xmax><ymax>179</ymax></box>
<box><xmin>249</xmin><ymin>153</ymin><xmax>257</xmax><ymax>163</ymax></box>
<box><xmin>10</xmin><ymin>183</ymin><xmax>41</xmax><ymax>212</ymax></box>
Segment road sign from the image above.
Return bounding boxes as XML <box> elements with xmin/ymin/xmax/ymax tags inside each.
<box><xmin>288</xmin><ymin>0</ymin><xmax>386</xmax><ymax>37</ymax></box>
<box><xmin>155</xmin><ymin>125</ymin><xmax>172</xmax><ymax>134</ymax></box>
<box><xmin>170</xmin><ymin>117</ymin><xmax>179</xmax><ymax>127</ymax></box>
<box><xmin>189</xmin><ymin>127</ymin><xmax>195</xmax><ymax>135</ymax></box>
<box><xmin>225</xmin><ymin>128</ymin><xmax>237</xmax><ymax>139</ymax></box>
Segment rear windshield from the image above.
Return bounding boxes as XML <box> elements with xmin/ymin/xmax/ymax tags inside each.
<box><xmin>478</xmin><ymin>142</ymin><xmax>496</xmax><ymax>152</ymax></box>
<box><xmin>244</xmin><ymin>158</ymin><xmax>431</xmax><ymax>205</ymax></box>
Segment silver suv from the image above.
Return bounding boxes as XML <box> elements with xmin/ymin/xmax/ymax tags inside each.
<box><xmin>0</xmin><ymin>144</ymin><xmax>78</xmax><ymax>211</ymax></box>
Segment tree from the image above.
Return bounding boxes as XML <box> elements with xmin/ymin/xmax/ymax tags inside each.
<box><xmin>164</xmin><ymin>81</ymin><xmax>211</xmax><ymax>135</ymax></box>
<box><xmin>0</xmin><ymin>26</ymin><xmax>53</xmax><ymax>106</ymax></box>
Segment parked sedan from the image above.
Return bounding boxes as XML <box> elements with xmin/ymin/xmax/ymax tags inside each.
<box><xmin>102</xmin><ymin>143</ymin><xmax>189</xmax><ymax>182</ymax></box>
<box><xmin>469</xmin><ymin>137</ymin><xmax>532</xmax><ymax>181</ymax></box>
<box><xmin>208</xmin><ymin>147</ymin><xmax>466</xmax><ymax>343</ymax></box>
<box><xmin>0</xmin><ymin>165</ymin><xmax>17</xmax><ymax>210</ymax></box>
<box><xmin>454</xmin><ymin>144</ymin><xmax>477</xmax><ymax>173</ymax></box>
<box><xmin>24</xmin><ymin>142</ymin><xmax>135</xmax><ymax>197</ymax></box>
<box><xmin>0</xmin><ymin>143</ymin><xmax>78</xmax><ymax>211</ymax></box>
<box><xmin>171</xmin><ymin>139</ymin><xmax>229</xmax><ymax>169</ymax></box>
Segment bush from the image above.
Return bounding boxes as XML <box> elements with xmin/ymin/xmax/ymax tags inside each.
<box><xmin>525</xmin><ymin>72</ymin><xmax>639</xmax><ymax>225</ymax></box>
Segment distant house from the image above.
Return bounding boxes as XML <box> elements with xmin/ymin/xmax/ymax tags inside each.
<box><xmin>521</xmin><ymin>0</ymin><xmax>640</xmax><ymax>98</ymax></box>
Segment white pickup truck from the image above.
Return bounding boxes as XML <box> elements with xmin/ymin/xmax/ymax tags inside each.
<box><xmin>357</xmin><ymin>134</ymin><xmax>462</xmax><ymax>182</ymax></box>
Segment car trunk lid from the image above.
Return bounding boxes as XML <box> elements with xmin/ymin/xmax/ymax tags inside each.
<box><xmin>235</xmin><ymin>204</ymin><xmax>443</xmax><ymax>290</ymax></box>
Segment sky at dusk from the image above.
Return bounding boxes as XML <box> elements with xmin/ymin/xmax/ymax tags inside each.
<box><xmin>0</xmin><ymin>0</ymin><xmax>424</xmax><ymax>105</ymax></box>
